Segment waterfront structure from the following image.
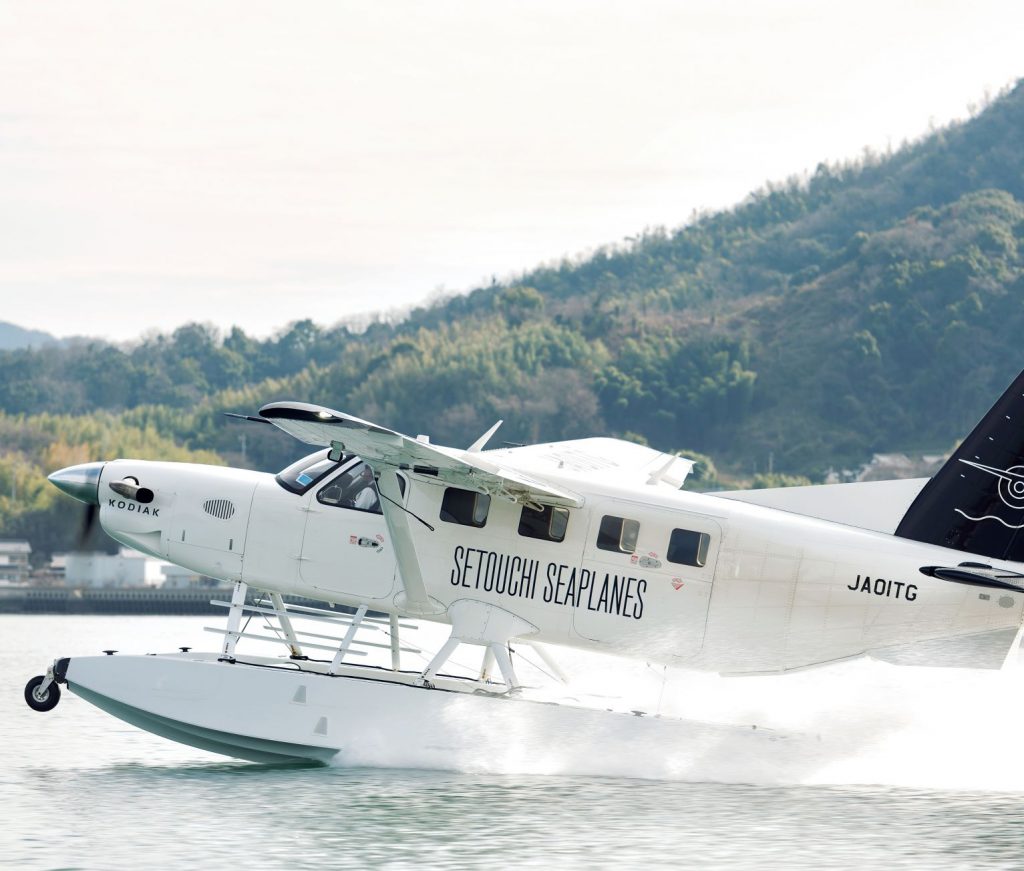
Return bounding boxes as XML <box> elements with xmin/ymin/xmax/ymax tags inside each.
<box><xmin>63</xmin><ymin>548</ymin><xmax>168</xmax><ymax>588</ymax></box>
<box><xmin>0</xmin><ymin>540</ymin><xmax>31</xmax><ymax>585</ymax></box>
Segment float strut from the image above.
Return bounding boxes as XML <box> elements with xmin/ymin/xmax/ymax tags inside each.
<box><xmin>420</xmin><ymin>637</ymin><xmax>460</xmax><ymax>684</ymax></box>
<box><xmin>270</xmin><ymin>591</ymin><xmax>303</xmax><ymax>657</ymax></box>
<box><xmin>490</xmin><ymin>643</ymin><xmax>520</xmax><ymax>690</ymax></box>
<box><xmin>526</xmin><ymin>642</ymin><xmax>568</xmax><ymax>684</ymax></box>
<box><xmin>479</xmin><ymin>645</ymin><xmax>496</xmax><ymax>683</ymax></box>
<box><xmin>389</xmin><ymin>613</ymin><xmax>401</xmax><ymax>671</ymax></box>
<box><xmin>329</xmin><ymin>604</ymin><xmax>367</xmax><ymax>674</ymax></box>
<box><xmin>220</xmin><ymin>580</ymin><xmax>248</xmax><ymax>660</ymax></box>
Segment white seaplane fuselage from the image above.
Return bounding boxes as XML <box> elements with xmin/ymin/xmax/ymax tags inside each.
<box><xmin>97</xmin><ymin>443</ymin><xmax>1023</xmax><ymax>677</ymax></box>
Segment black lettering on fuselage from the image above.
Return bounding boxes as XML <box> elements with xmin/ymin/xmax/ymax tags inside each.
<box><xmin>543</xmin><ymin>563</ymin><xmax>557</xmax><ymax>603</ymax></box>
<box><xmin>448</xmin><ymin>545</ymin><xmax>646</xmax><ymax>621</ymax></box>
<box><xmin>633</xmin><ymin>579</ymin><xmax>646</xmax><ymax>620</ymax></box>
<box><xmin>106</xmin><ymin>498</ymin><xmax>158</xmax><ymax>517</ymax></box>
<box><xmin>451</xmin><ymin>545</ymin><xmax>464</xmax><ymax>586</ymax></box>
<box><xmin>850</xmin><ymin>574</ymin><xmax>918</xmax><ymax>601</ymax></box>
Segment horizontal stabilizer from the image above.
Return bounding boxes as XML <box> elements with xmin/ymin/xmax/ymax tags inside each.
<box><xmin>919</xmin><ymin>563</ymin><xmax>1024</xmax><ymax>594</ymax></box>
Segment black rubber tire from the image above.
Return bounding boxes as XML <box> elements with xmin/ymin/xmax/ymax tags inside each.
<box><xmin>24</xmin><ymin>675</ymin><xmax>61</xmax><ymax>712</ymax></box>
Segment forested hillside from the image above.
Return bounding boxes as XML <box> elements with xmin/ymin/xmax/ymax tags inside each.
<box><xmin>4</xmin><ymin>80</ymin><xmax>1024</xmax><ymax>561</ymax></box>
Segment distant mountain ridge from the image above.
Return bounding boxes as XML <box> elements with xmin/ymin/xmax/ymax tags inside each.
<box><xmin>0</xmin><ymin>321</ymin><xmax>60</xmax><ymax>351</ymax></box>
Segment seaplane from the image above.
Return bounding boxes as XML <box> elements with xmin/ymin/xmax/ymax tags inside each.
<box><xmin>23</xmin><ymin>369</ymin><xmax>1024</xmax><ymax>765</ymax></box>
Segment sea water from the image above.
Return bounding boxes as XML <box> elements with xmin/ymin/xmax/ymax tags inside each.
<box><xmin>3</xmin><ymin>615</ymin><xmax>1024</xmax><ymax>870</ymax></box>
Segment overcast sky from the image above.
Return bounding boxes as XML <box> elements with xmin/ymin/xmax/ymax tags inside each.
<box><xmin>2</xmin><ymin>1</ymin><xmax>1022</xmax><ymax>342</ymax></box>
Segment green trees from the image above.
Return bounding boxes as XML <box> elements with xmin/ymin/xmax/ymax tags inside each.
<box><xmin>4</xmin><ymin>80</ymin><xmax>1024</xmax><ymax>558</ymax></box>
<box><xmin>0</xmin><ymin>412</ymin><xmax>225</xmax><ymax>564</ymax></box>
<box><xmin>596</xmin><ymin>337</ymin><xmax>756</xmax><ymax>452</ymax></box>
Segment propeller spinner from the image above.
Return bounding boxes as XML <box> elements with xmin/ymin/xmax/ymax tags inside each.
<box><xmin>48</xmin><ymin>462</ymin><xmax>106</xmax><ymax>547</ymax></box>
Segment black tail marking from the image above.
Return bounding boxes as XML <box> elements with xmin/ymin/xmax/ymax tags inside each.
<box><xmin>896</xmin><ymin>369</ymin><xmax>1024</xmax><ymax>562</ymax></box>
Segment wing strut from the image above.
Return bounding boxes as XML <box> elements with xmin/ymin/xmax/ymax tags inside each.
<box><xmin>376</xmin><ymin>470</ymin><xmax>445</xmax><ymax>616</ymax></box>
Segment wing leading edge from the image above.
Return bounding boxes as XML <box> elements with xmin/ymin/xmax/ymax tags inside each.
<box><xmin>259</xmin><ymin>401</ymin><xmax>582</xmax><ymax>509</ymax></box>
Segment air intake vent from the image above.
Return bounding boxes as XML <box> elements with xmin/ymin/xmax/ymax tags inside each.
<box><xmin>203</xmin><ymin>499</ymin><xmax>236</xmax><ymax>520</ymax></box>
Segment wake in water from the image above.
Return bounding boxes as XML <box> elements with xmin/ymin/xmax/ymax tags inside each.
<box><xmin>330</xmin><ymin>625</ymin><xmax>1024</xmax><ymax>791</ymax></box>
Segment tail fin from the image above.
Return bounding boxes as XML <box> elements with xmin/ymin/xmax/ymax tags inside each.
<box><xmin>895</xmin><ymin>369</ymin><xmax>1024</xmax><ymax>561</ymax></box>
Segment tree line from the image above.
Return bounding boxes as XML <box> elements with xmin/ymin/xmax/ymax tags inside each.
<box><xmin>3</xmin><ymin>80</ymin><xmax>1024</xmax><ymax>561</ymax></box>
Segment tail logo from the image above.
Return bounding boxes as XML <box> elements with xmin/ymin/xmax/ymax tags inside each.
<box><xmin>955</xmin><ymin>459</ymin><xmax>1024</xmax><ymax>528</ymax></box>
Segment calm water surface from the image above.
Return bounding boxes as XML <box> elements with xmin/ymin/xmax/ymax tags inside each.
<box><xmin>3</xmin><ymin>615</ymin><xmax>1024</xmax><ymax>870</ymax></box>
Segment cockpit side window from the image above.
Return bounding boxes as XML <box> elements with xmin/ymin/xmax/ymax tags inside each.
<box><xmin>275</xmin><ymin>449</ymin><xmax>343</xmax><ymax>495</ymax></box>
<box><xmin>317</xmin><ymin>462</ymin><xmax>382</xmax><ymax>514</ymax></box>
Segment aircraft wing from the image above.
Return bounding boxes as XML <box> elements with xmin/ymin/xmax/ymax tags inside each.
<box><xmin>486</xmin><ymin>438</ymin><xmax>694</xmax><ymax>491</ymax></box>
<box><xmin>259</xmin><ymin>401</ymin><xmax>582</xmax><ymax>508</ymax></box>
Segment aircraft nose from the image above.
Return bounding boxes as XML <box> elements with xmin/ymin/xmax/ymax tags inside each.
<box><xmin>48</xmin><ymin>462</ymin><xmax>106</xmax><ymax>506</ymax></box>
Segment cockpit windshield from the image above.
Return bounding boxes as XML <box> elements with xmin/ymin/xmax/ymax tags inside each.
<box><xmin>275</xmin><ymin>449</ymin><xmax>342</xmax><ymax>495</ymax></box>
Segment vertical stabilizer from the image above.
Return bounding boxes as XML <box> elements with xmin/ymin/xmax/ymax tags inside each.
<box><xmin>895</xmin><ymin>369</ymin><xmax>1024</xmax><ymax>561</ymax></box>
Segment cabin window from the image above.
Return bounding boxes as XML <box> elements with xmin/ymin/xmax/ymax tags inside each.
<box><xmin>518</xmin><ymin>505</ymin><xmax>569</xmax><ymax>542</ymax></box>
<box><xmin>440</xmin><ymin>488</ymin><xmax>490</xmax><ymax>528</ymax></box>
<box><xmin>316</xmin><ymin>462</ymin><xmax>382</xmax><ymax>514</ymax></box>
<box><xmin>597</xmin><ymin>515</ymin><xmax>639</xmax><ymax>554</ymax></box>
<box><xmin>667</xmin><ymin>528</ymin><xmax>711</xmax><ymax>567</ymax></box>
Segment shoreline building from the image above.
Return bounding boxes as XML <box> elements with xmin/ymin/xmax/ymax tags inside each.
<box><xmin>56</xmin><ymin>548</ymin><xmax>219</xmax><ymax>589</ymax></box>
<box><xmin>0</xmin><ymin>540</ymin><xmax>31</xmax><ymax>585</ymax></box>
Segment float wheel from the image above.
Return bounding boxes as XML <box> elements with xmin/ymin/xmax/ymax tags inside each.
<box><xmin>24</xmin><ymin>675</ymin><xmax>61</xmax><ymax>712</ymax></box>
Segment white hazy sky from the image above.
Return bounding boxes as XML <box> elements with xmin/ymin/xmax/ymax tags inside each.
<box><xmin>1</xmin><ymin>1</ymin><xmax>1022</xmax><ymax>342</ymax></box>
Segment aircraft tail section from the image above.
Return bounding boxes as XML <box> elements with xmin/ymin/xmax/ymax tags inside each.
<box><xmin>895</xmin><ymin>369</ymin><xmax>1024</xmax><ymax>561</ymax></box>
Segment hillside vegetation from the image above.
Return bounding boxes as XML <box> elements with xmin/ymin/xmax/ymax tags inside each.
<box><xmin>3</xmin><ymin>81</ymin><xmax>1024</xmax><ymax>561</ymax></box>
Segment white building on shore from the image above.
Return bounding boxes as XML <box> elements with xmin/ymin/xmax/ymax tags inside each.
<box><xmin>0</xmin><ymin>540</ymin><xmax>32</xmax><ymax>585</ymax></box>
<box><xmin>54</xmin><ymin>548</ymin><xmax>221</xmax><ymax>589</ymax></box>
